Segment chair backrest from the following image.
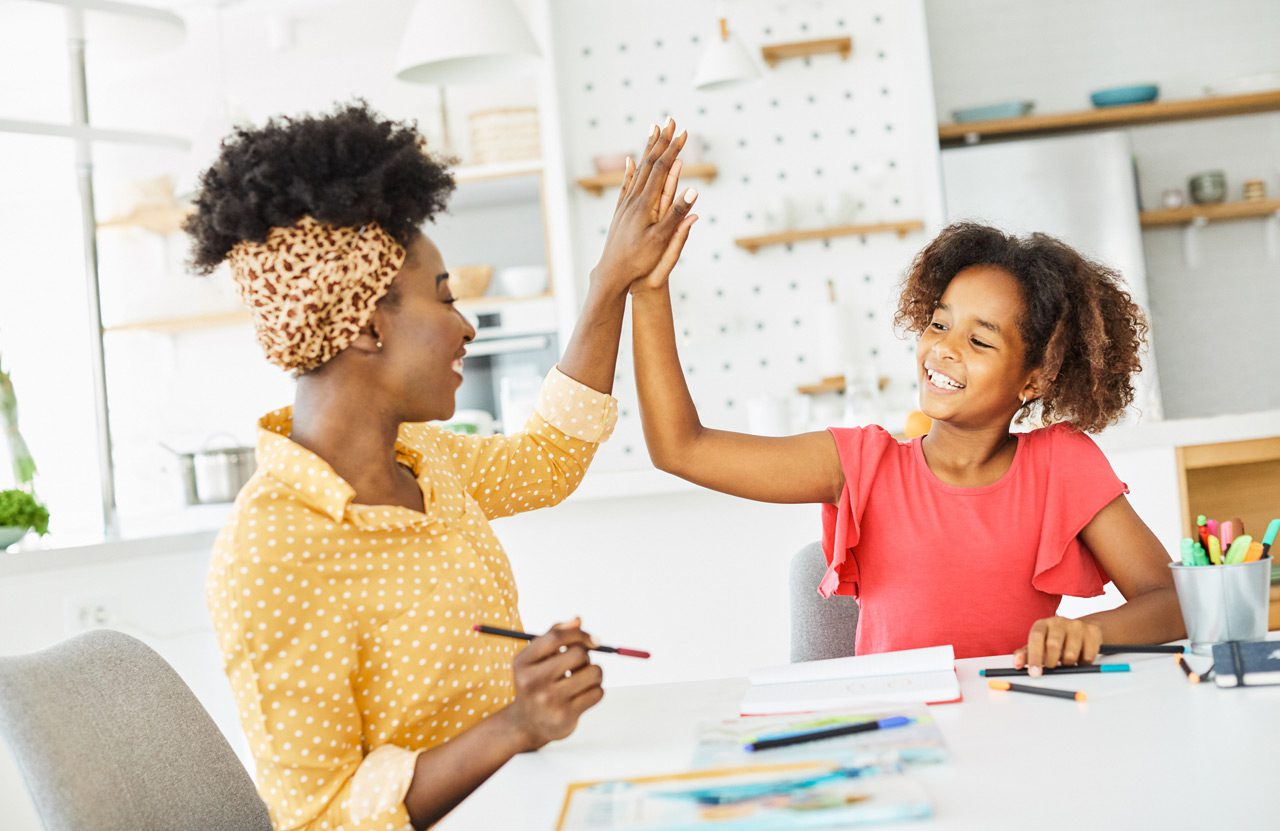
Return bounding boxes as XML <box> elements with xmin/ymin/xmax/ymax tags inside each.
<box><xmin>789</xmin><ymin>541</ymin><xmax>859</xmax><ymax>662</ymax></box>
<box><xmin>0</xmin><ymin>629</ymin><xmax>271</xmax><ymax>831</ymax></box>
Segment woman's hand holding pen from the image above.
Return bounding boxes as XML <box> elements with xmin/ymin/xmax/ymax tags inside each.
<box><xmin>591</xmin><ymin>118</ymin><xmax>699</xmax><ymax>296</ymax></box>
<box><xmin>1012</xmin><ymin>615</ymin><xmax>1103</xmax><ymax>676</ymax></box>
<box><xmin>499</xmin><ymin>618</ymin><xmax>604</xmax><ymax>752</ymax></box>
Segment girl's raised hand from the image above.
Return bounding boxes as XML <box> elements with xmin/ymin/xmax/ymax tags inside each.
<box><xmin>1013</xmin><ymin>615</ymin><xmax>1103</xmax><ymax>676</ymax></box>
<box><xmin>591</xmin><ymin>118</ymin><xmax>699</xmax><ymax>295</ymax></box>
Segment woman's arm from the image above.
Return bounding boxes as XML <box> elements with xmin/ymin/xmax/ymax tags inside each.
<box><xmin>1015</xmin><ymin>494</ymin><xmax>1184</xmax><ymax>672</ymax></box>
<box><xmin>557</xmin><ymin>118</ymin><xmax>697</xmax><ymax>394</ymax></box>
<box><xmin>403</xmin><ymin>623</ymin><xmax>603</xmax><ymax>829</ymax></box>
<box><xmin>629</xmin><ymin>284</ymin><xmax>845</xmax><ymax>505</ymax></box>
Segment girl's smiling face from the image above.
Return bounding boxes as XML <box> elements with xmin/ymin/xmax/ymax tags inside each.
<box><xmin>916</xmin><ymin>264</ymin><xmax>1041</xmax><ymax>428</ymax></box>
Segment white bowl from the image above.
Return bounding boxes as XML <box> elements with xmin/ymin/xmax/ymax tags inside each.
<box><xmin>498</xmin><ymin>265</ymin><xmax>548</xmax><ymax>297</ymax></box>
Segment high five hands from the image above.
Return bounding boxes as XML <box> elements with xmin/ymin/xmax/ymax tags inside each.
<box><xmin>591</xmin><ymin>118</ymin><xmax>700</xmax><ymax>296</ymax></box>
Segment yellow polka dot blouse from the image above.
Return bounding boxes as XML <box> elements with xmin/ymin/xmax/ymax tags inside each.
<box><xmin>207</xmin><ymin>368</ymin><xmax>616</xmax><ymax>831</ymax></box>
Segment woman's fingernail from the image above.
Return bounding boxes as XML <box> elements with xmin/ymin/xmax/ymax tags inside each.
<box><xmin>684</xmin><ymin>187</ymin><xmax>698</xmax><ymax>203</ymax></box>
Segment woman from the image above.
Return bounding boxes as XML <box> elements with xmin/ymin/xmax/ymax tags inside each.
<box><xmin>186</xmin><ymin>103</ymin><xmax>696</xmax><ymax>830</ymax></box>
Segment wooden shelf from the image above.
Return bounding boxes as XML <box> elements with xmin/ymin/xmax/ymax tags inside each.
<box><xmin>103</xmin><ymin>294</ymin><xmax>554</xmax><ymax>334</ymax></box>
<box><xmin>938</xmin><ymin>90</ymin><xmax>1280</xmax><ymax>146</ymax></box>
<box><xmin>760</xmin><ymin>36</ymin><xmax>852</xmax><ymax>68</ymax></box>
<box><xmin>575</xmin><ymin>163</ymin><xmax>718</xmax><ymax>196</ymax></box>
<box><xmin>453</xmin><ymin>159</ymin><xmax>542</xmax><ymax>184</ymax></box>
<box><xmin>734</xmin><ymin>219</ymin><xmax>925</xmax><ymax>254</ymax></box>
<box><xmin>103</xmin><ymin>310</ymin><xmax>250</xmax><ymax>334</ymax></box>
<box><xmin>1139</xmin><ymin>198</ymin><xmax>1280</xmax><ymax>228</ymax></box>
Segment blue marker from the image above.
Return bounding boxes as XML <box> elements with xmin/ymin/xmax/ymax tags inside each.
<box><xmin>1261</xmin><ymin>518</ymin><xmax>1280</xmax><ymax>558</ymax></box>
<box><xmin>744</xmin><ymin>716</ymin><xmax>912</xmax><ymax>752</ymax></box>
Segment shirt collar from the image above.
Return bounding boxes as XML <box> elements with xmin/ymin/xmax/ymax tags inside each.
<box><xmin>255</xmin><ymin>406</ymin><xmax>428</xmax><ymax>524</ymax></box>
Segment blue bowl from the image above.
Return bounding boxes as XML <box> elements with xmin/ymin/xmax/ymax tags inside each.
<box><xmin>951</xmin><ymin>100</ymin><xmax>1035</xmax><ymax>123</ymax></box>
<box><xmin>1090</xmin><ymin>84</ymin><xmax>1159</xmax><ymax>107</ymax></box>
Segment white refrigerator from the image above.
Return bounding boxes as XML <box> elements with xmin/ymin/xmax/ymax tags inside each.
<box><xmin>940</xmin><ymin>131</ymin><xmax>1162</xmax><ymax>422</ymax></box>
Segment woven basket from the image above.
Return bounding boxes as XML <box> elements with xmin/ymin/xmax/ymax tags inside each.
<box><xmin>469</xmin><ymin>107</ymin><xmax>540</xmax><ymax>164</ymax></box>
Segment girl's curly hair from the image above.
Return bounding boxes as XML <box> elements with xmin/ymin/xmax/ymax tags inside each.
<box><xmin>894</xmin><ymin>223</ymin><xmax>1148</xmax><ymax>433</ymax></box>
<box><xmin>183</xmin><ymin>100</ymin><xmax>455</xmax><ymax>274</ymax></box>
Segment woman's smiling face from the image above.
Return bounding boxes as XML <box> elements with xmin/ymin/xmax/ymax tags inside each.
<box><xmin>916</xmin><ymin>264</ymin><xmax>1039</xmax><ymax>428</ymax></box>
<box><xmin>373</xmin><ymin>232</ymin><xmax>477</xmax><ymax>423</ymax></box>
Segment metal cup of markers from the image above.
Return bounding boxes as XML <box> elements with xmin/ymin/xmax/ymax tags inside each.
<box><xmin>1169</xmin><ymin>559</ymin><xmax>1271</xmax><ymax>655</ymax></box>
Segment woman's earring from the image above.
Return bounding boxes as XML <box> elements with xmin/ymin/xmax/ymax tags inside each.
<box><xmin>375</xmin><ymin>340</ymin><xmax>383</xmax><ymax>350</ymax></box>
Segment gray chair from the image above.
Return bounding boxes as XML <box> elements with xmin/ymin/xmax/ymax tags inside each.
<box><xmin>0</xmin><ymin>629</ymin><xmax>270</xmax><ymax>831</ymax></box>
<box><xmin>789</xmin><ymin>541</ymin><xmax>859</xmax><ymax>662</ymax></box>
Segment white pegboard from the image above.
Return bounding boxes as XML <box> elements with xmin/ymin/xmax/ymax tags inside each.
<box><xmin>546</xmin><ymin>0</ymin><xmax>944</xmax><ymax>470</ymax></box>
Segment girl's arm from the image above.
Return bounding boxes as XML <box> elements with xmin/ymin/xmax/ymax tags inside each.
<box><xmin>1014</xmin><ymin>494</ymin><xmax>1184</xmax><ymax>672</ymax></box>
<box><xmin>630</xmin><ymin>280</ymin><xmax>846</xmax><ymax>504</ymax></box>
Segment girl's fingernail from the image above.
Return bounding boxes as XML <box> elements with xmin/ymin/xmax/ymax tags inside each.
<box><xmin>650</xmin><ymin>123</ymin><xmax>659</xmax><ymax>136</ymax></box>
<box><xmin>684</xmin><ymin>187</ymin><xmax>698</xmax><ymax>203</ymax></box>
<box><xmin>666</xmin><ymin>116</ymin><xmax>675</xmax><ymax>128</ymax></box>
<box><xmin>1028</xmin><ymin>666</ymin><xmax>1042</xmax><ymax>677</ymax></box>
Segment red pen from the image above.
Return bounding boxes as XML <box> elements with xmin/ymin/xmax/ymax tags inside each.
<box><xmin>472</xmin><ymin>624</ymin><xmax>651</xmax><ymax>659</ymax></box>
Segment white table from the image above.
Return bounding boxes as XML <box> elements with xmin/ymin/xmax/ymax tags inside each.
<box><xmin>439</xmin><ymin>642</ymin><xmax>1280</xmax><ymax>830</ymax></box>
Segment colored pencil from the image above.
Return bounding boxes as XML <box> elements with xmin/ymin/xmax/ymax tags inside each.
<box><xmin>745</xmin><ymin>716</ymin><xmax>912</xmax><ymax>752</ymax></box>
<box><xmin>1175</xmin><ymin>654</ymin><xmax>1203</xmax><ymax>684</ymax></box>
<box><xmin>472</xmin><ymin>624</ymin><xmax>651</xmax><ymax>659</ymax></box>
<box><xmin>987</xmin><ymin>680</ymin><xmax>1086</xmax><ymax>702</ymax></box>
<box><xmin>980</xmin><ymin>664</ymin><xmax>1129</xmax><ymax>677</ymax></box>
<box><xmin>1098</xmin><ymin>644</ymin><xmax>1184</xmax><ymax>655</ymax></box>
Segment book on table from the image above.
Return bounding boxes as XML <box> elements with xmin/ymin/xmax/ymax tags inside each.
<box><xmin>555</xmin><ymin>761</ymin><xmax>932</xmax><ymax>830</ymax></box>
<box><xmin>689</xmin><ymin>706</ymin><xmax>948</xmax><ymax>771</ymax></box>
<box><xmin>740</xmin><ymin>645</ymin><xmax>961</xmax><ymax>716</ymax></box>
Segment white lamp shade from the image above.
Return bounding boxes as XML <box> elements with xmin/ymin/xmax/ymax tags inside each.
<box><xmin>395</xmin><ymin>0</ymin><xmax>541</xmax><ymax>85</ymax></box>
<box><xmin>693</xmin><ymin>25</ymin><xmax>760</xmax><ymax>91</ymax></box>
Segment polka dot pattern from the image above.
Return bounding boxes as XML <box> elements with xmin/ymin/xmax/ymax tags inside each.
<box><xmin>207</xmin><ymin>367</ymin><xmax>617</xmax><ymax>830</ymax></box>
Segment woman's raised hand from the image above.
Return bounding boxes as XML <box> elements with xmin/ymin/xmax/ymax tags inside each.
<box><xmin>591</xmin><ymin>118</ymin><xmax>700</xmax><ymax>295</ymax></box>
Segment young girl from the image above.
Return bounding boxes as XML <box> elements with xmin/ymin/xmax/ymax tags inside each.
<box><xmin>630</xmin><ymin>221</ymin><xmax>1184</xmax><ymax>671</ymax></box>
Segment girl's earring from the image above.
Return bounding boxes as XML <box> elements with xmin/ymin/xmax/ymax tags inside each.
<box><xmin>1019</xmin><ymin>393</ymin><xmax>1028</xmax><ymax>407</ymax></box>
<box><xmin>376</xmin><ymin>340</ymin><xmax>383</xmax><ymax>350</ymax></box>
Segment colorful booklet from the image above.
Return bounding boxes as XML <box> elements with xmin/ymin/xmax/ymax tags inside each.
<box><xmin>555</xmin><ymin>761</ymin><xmax>933</xmax><ymax>830</ymax></box>
<box><xmin>740</xmin><ymin>646</ymin><xmax>960</xmax><ymax>716</ymax></box>
<box><xmin>689</xmin><ymin>707</ymin><xmax>948</xmax><ymax>771</ymax></box>
<box><xmin>1212</xmin><ymin>640</ymin><xmax>1280</xmax><ymax>687</ymax></box>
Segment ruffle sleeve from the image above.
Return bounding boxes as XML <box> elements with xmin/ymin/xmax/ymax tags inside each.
<box><xmin>1029</xmin><ymin>424</ymin><xmax>1128</xmax><ymax>598</ymax></box>
<box><xmin>819</xmin><ymin>426</ymin><xmax>896</xmax><ymax>599</ymax></box>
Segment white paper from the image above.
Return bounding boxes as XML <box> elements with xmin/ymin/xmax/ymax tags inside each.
<box><xmin>742</xmin><ymin>646</ymin><xmax>959</xmax><ymax>716</ymax></box>
<box><xmin>748</xmin><ymin>645</ymin><xmax>955</xmax><ymax>686</ymax></box>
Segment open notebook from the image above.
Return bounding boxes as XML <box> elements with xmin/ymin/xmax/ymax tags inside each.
<box><xmin>740</xmin><ymin>645</ymin><xmax>961</xmax><ymax>716</ymax></box>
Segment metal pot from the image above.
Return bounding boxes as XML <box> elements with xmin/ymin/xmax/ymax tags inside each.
<box><xmin>164</xmin><ymin>437</ymin><xmax>257</xmax><ymax>504</ymax></box>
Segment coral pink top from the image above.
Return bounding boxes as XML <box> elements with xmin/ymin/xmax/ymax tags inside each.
<box><xmin>820</xmin><ymin>423</ymin><xmax>1127</xmax><ymax>660</ymax></box>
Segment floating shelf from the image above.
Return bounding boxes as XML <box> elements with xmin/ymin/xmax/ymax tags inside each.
<box><xmin>760</xmin><ymin>36</ymin><xmax>852</xmax><ymax>68</ymax></box>
<box><xmin>575</xmin><ymin>163</ymin><xmax>718</xmax><ymax>196</ymax></box>
<box><xmin>938</xmin><ymin>90</ymin><xmax>1280</xmax><ymax>146</ymax></box>
<box><xmin>1139</xmin><ymin>198</ymin><xmax>1280</xmax><ymax>228</ymax></box>
<box><xmin>103</xmin><ymin>310</ymin><xmax>250</xmax><ymax>334</ymax></box>
<box><xmin>102</xmin><ymin>293</ymin><xmax>555</xmax><ymax>335</ymax></box>
<box><xmin>796</xmin><ymin>374</ymin><xmax>890</xmax><ymax>396</ymax></box>
<box><xmin>453</xmin><ymin>159</ymin><xmax>542</xmax><ymax>184</ymax></box>
<box><xmin>734</xmin><ymin>219</ymin><xmax>925</xmax><ymax>254</ymax></box>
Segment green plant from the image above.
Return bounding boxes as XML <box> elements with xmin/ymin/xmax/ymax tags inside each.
<box><xmin>0</xmin><ymin>489</ymin><xmax>49</xmax><ymax>535</ymax></box>
<box><xmin>0</xmin><ymin>356</ymin><xmax>37</xmax><ymax>485</ymax></box>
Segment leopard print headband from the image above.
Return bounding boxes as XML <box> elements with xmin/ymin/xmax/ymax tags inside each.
<box><xmin>227</xmin><ymin>216</ymin><xmax>406</xmax><ymax>374</ymax></box>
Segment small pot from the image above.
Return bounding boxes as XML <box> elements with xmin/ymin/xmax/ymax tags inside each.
<box><xmin>164</xmin><ymin>437</ymin><xmax>256</xmax><ymax>504</ymax></box>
